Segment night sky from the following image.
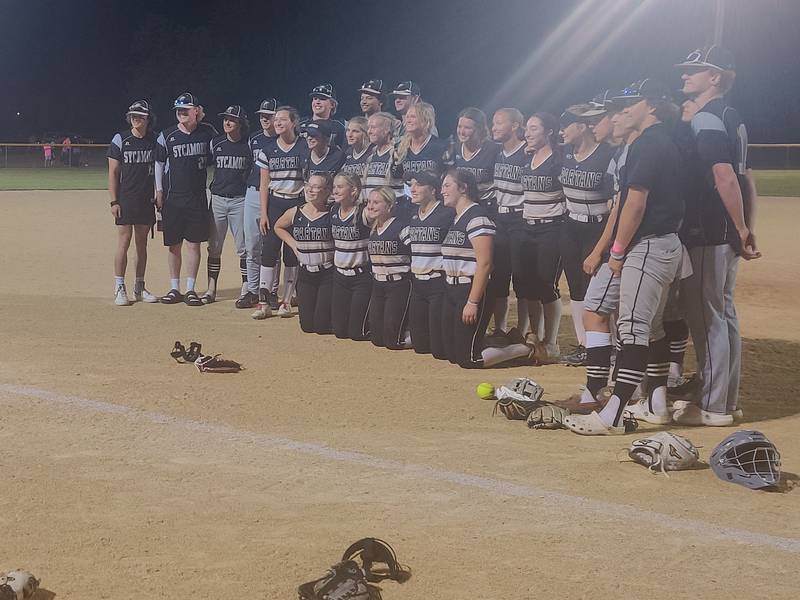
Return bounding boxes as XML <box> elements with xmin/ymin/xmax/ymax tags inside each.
<box><xmin>2</xmin><ymin>0</ymin><xmax>798</xmax><ymax>142</ymax></box>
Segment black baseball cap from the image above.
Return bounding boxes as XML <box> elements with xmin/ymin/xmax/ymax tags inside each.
<box><xmin>303</xmin><ymin>120</ymin><xmax>332</xmax><ymax>139</ymax></box>
<box><xmin>674</xmin><ymin>45</ymin><xmax>735</xmax><ymax>71</ymax></box>
<box><xmin>559</xmin><ymin>110</ymin><xmax>587</xmax><ymax>127</ymax></box>
<box><xmin>359</xmin><ymin>79</ymin><xmax>386</xmax><ymax>98</ymax></box>
<box><xmin>612</xmin><ymin>79</ymin><xmax>673</xmax><ymax>106</ymax></box>
<box><xmin>174</xmin><ymin>92</ymin><xmax>198</xmax><ymax>109</ymax></box>
<box><xmin>256</xmin><ymin>98</ymin><xmax>278</xmax><ymax>115</ymax></box>
<box><xmin>310</xmin><ymin>83</ymin><xmax>337</xmax><ymax>101</ymax></box>
<box><xmin>392</xmin><ymin>81</ymin><xmax>421</xmax><ymax>97</ymax></box>
<box><xmin>219</xmin><ymin>105</ymin><xmax>248</xmax><ymax>123</ymax></box>
<box><xmin>127</xmin><ymin>100</ymin><xmax>152</xmax><ymax>117</ymax></box>
<box><xmin>405</xmin><ymin>170</ymin><xmax>440</xmax><ymax>188</ymax></box>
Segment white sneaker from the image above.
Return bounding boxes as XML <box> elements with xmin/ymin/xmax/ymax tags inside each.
<box><xmin>672</xmin><ymin>403</ymin><xmax>733</xmax><ymax>426</ymax></box>
<box><xmin>251</xmin><ymin>303</ymin><xmax>272</xmax><ymax>320</ymax></box>
<box><xmin>277</xmin><ymin>303</ymin><xmax>293</xmax><ymax>318</ymax></box>
<box><xmin>627</xmin><ymin>398</ymin><xmax>671</xmax><ymax>425</ymax></box>
<box><xmin>134</xmin><ymin>287</ymin><xmax>159</xmax><ymax>303</ymax></box>
<box><xmin>114</xmin><ymin>284</ymin><xmax>131</xmax><ymax>306</ymax></box>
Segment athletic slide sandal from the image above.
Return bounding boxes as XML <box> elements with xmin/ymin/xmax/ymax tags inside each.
<box><xmin>160</xmin><ymin>289</ymin><xmax>184</xmax><ymax>304</ymax></box>
<box><xmin>184</xmin><ymin>291</ymin><xmax>204</xmax><ymax>307</ymax></box>
<box><xmin>200</xmin><ymin>292</ymin><xmax>215</xmax><ymax>305</ymax></box>
<box><xmin>564</xmin><ymin>411</ymin><xmax>630</xmax><ymax>436</ymax></box>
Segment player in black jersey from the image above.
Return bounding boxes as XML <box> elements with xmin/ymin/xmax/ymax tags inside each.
<box><xmin>399</xmin><ymin>171</ymin><xmax>454</xmax><ymax>359</ymax></box>
<box><xmin>366</xmin><ymin>186</ymin><xmax>412</xmax><ymax>350</ymax></box>
<box><xmin>440</xmin><ymin>169</ymin><xmax>534</xmax><ymax>368</ymax></box>
<box><xmin>274</xmin><ymin>174</ymin><xmax>335</xmax><ymax>330</ymax></box>
<box><xmin>359</xmin><ymin>79</ymin><xmax>386</xmax><ymax>118</ymax></box>
<box><xmin>558</xmin><ymin>105</ymin><xmax>616</xmax><ymax>364</ymax></box>
<box><xmin>303</xmin><ymin>120</ymin><xmax>345</xmax><ymax>180</ymax></box>
<box><xmin>252</xmin><ymin>106</ymin><xmax>309</xmax><ymax>319</ymax></box>
<box><xmin>240</xmin><ymin>98</ymin><xmax>278</xmax><ymax>309</ymax></box>
<box><xmin>107</xmin><ymin>100</ymin><xmax>158</xmax><ymax>306</ymax></box>
<box><xmin>517</xmin><ymin>112</ymin><xmax>566</xmax><ymax>363</ymax></box>
<box><xmin>454</xmin><ymin>107</ymin><xmax>499</xmax><ymax>208</ymax></box>
<box><xmin>203</xmin><ymin>105</ymin><xmax>252</xmax><ymax>304</ymax></box>
<box><xmin>301</xmin><ymin>84</ymin><xmax>346</xmax><ymax>150</ymax></box>
<box><xmin>154</xmin><ymin>92</ymin><xmax>218</xmax><ymax>307</ymax></box>
<box><xmin>330</xmin><ymin>173</ymin><xmax>373</xmax><ymax>340</ymax></box>
<box><xmin>364</xmin><ymin>112</ymin><xmax>403</xmax><ymax>199</ymax></box>
<box><xmin>488</xmin><ymin>107</ymin><xmax>531</xmax><ymax>343</ymax></box>
<box><xmin>339</xmin><ymin>117</ymin><xmax>371</xmax><ymax>200</ymax></box>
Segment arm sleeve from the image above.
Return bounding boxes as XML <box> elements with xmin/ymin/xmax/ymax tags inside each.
<box><xmin>107</xmin><ymin>134</ymin><xmax>123</xmax><ymax>160</ymax></box>
<box><xmin>154</xmin><ymin>161</ymin><xmax>165</xmax><ymax>192</ymax></box>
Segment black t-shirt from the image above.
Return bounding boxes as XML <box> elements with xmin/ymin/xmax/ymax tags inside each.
<box><xmin>155</xmin><ymin>122</ymin><xmax>218</xmax><ymax>206</ymax></box>
<box><xmin>681</xmin><ymin>98</ymin><xmax>748</xmax><ymax>247</ymax></box>
<box><xmin>455</xmin><ymin>141</ymin><xmax>500</xmax><ymax>205</ymax></box>
<box><xmin>616</xmin><ymin>122</ymin><xmax>684</xmax><ymax>245</ymax></box>
<box><xmin>210</xmin><ymin>134</ymin><xmax>252</xmax><ymax>198</ymax></box>
<box><xmin>305</xmin><ymin>145</ymin><xmax>346</xmax><ymax>180</ymax></box>
<box><xmin>107</xmin><ymin>130</ymin><xmax>156</xmax><ymax>204</ymax></box>
<box><xmin>247</xmin><ymin>131</ymin><xmax>276</xmax><ymax>189</ymax></box>
<box><xmin>300</xmin><ymin>117</ymin><xmax>347</xmax><ymax>150</ymax></box>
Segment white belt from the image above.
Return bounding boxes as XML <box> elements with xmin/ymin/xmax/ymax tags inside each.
<box><xmin>497</xmin><ymin>206</ymin><xmax>523</xmax><ymax>214</ymax></box>
<box><xmin>302</xmin><ymin>263</ymin><xmax>333</xmax><ymax>273</ymax></box>
<box><xmin>446</xmin><ymin>275</ymin><xmax>472</xmax><ymax>285</ymax></box>
<box><xmin>568</xmin><ymin>212</ymin><xmax>607</xmax><ymax>224</ymax></box>
<box><xmin>414</xmin><ymin>271</ymin><xmax>443</xmax><ymax>280</ymax></box>
<box><xmin>336</xmin><ymin>266</ymin><xmax>368</xmax><ymax>276</ymax></box>
<box><xmin>373</xmin><ymin>273</ymin><xmax>407</xmax><ymax>282</ymax></box>
<box><xmin>272</xmin><ymin>191</ymin><xmax>300</xmax><ymax>200</ymax></box>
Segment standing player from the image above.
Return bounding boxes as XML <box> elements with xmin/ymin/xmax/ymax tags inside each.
<box><xmin>558</xmin><ymin>105</ymin><xmax>616</xmax><ymax>364</ymax></box>
<box><xmin>304</xmin><ymin>121</ymin><xmax>346</xmax><ymax>179</ymax></box>
<box><xmin>339</xmin><ymin>117</ymin><xmax>371</xmax><ymax>199</ymax></box>
<box><xmin>364</xmin><ymin>112</ymin><xmax>403</xmax><ymax>199</ymax></box>
<box><xmin>565</xmin><ymin>80</ymin><xmax>684</xmax><ymax>435</ymax></box>
<box><xmin>366</xmin><ymin>187</ymin><xmax>412</xmax><ymax>350</ymax></box>
<box><xmin>154</xmin><ymin>92</ymin><xmax>218</xmax><ymax>306</ymax></box>
<box><xmin>107</xmin><ymin>100</ymin><xmax>158</xmax><ymax>305</ymax></box>
<box><xmin>202</xmin><ymin>105</ymin><xmax>251</xmax><ymax>304</ymax></box>
<box><xmin>454</xmin><ymin>107</ymin><xmax>499</xmax><ymax>207</ymax></box>
<box><xmin>273</xmin><ymin>174</ymin><xmax>335</xmax><ymax>329</ymax></box>
<box><xmin>359</xmin><ymin>79</ymin><xmax>386</xmax><ymax>118</ymax></box>
<box><xmin>489</xmin><ymin>108</ymin><xmax>530</xmax><ymax>341</ymax></box>
<box><xmin>400</xmin><ymin>171</ymin><xmax>454</xmax><ymax>359</ymax></box>
<box><xmin>672</xmin><ymin>47</ymin><xmax>760</xmax><ymax>426</ymax></box>
<box><xmin>301</xmin><ymin>84</ymin><xmax>346</xmax><ymax>149</ymax></box>
<box><xmin>239</xmin><ymin>98</ymin><xmax>278</xmax><ymax>309</ymax></box>
<box><xmin>330</xmin><ymin>173</ymin><xmax>372</xmax><ymax>340</ymax></box>
<box><xmin>440</xmin><ymin>168</ymin><xmax>534</xmax><ymax>368</ymax></box>
<box><xmin>252</xmin><ymin>106</ymin><xmax>308</xmax><ymax>319</ymax></box>
<box><xmin>517</xmin><ymin>112</ymin><xmax>566</xmax><ymax>363</ymax></box>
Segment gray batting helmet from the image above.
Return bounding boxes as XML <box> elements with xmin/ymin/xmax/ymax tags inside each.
<box><xmin>710</xmin><ymin>430</ymin><xmax>781</xmax><ymax>490</ymax></box>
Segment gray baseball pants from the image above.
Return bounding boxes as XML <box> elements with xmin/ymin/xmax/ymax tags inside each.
<box><xmin>681</xmin><ymin>244</ymin><xmax>741</xmax><ymax>415</ymax></box>
<box><xmin>208</xmin><ymin>194</ymin><xmax>246</xmax><ymax>259</ymax></box>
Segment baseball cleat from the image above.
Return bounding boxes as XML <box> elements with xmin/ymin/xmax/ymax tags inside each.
<box><xmin>235</xmin><ymin>291</ymin><xmax>259</xmax><ymax>309</ymax></box>
<box><xmin>667</xmin><ymin>373</ymin><xmax>700</xmax><ymax>400</ymax></box>
<box><xmin>277</xmin><ymin>303</ymin><xmax>293</xmax><ymax>318</ymax></box>
<box><xmin>134</xmin><ymin>287</ymin><xmax>159</xmax><ymax>303</ymax></box>
<box><xmin>267</xmin><ymin>292</ymin><xmax>280</xmax><ymax>311</ymax></box>
<box><xmin>672</xmin><ymin>403</ymin><xmax>733</xmax><ymax>426</ymax></box>
<box><xmin>484</xmin><ymin>329</ymin><xmax>510</xmax><ymax>348</ymax></box>
<box><xmin>251</xmin><ymin>303</ymin><xmax>272</xmax><ymax>320</ymax></box>
<box><xmin>560</xmin><ymin>344</ymin><xmax>587</xmax><ymax>367</ymax></box>
<box><xmin>114</xmin><ymin>284</ymin><xmax>131</xmax><ymax>306</ymax></box>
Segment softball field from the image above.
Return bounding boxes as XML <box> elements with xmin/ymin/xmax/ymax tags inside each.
<box><xmin>1</xmin><ymin>190</ymin><xmax>798</xmax><ymax>599</ymax></box>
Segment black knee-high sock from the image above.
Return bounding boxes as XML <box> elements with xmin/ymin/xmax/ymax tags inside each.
<box><xmin>586</xmin><ymin>346</ymin><xmax>612</xmax><ymax>397</ymax></box>
<box><xmin>613</xmin><ymin>344</ymin><xmax>648</xmax><ymax>421</ymax></box>
<box><xmin>646</xmin><ymin>337</ymin><xmax>671</xmax><ymax>393</ymax></box>
<box><xmin>239</xmin><ymin>257</ymin><xmax>247</xmax><ymax>283</ymax></box>
<box><xmin>664</xmin><ymin>319</ymin><xmax>689</xmax><ymax>368</ymax></box>
<box><xmin>207</xmin><ymin>257</ymin><xmax>221</xmax><ymax>285</ymax></box>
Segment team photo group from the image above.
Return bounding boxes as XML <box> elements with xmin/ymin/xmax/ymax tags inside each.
<box><xmin>107</xmin><ymin>43</ymin><xmax>758</xmax><ymax>436</ymax></box>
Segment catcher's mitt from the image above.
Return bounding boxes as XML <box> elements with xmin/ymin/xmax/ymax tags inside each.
<box><xmin>628</xmin><ymin>432</ymin><xmax>700</xmax><ymax>476</ymax></box>
<box><xmin>194</xmin><ymin>354</ymin><xmax>243</xmax><ymax>373</ymax></box>
<box><xmin>493</xmin><ymin>377</ymin><xmax>546</xmax><ymax>420</ymax></box>
<box><xmin>526</xmin><ymin>403</ymin><xmax>570</xmax><ymax>430</ymax></box>
<box><xmin>297</xmin><ymin>560</ymin><xmax>378</xmax><ymax>600</ymax></box>
<box><xmin>0</xmin><ymin>571</ymin><xmax>39</xmax><ymax>600</ymax></box>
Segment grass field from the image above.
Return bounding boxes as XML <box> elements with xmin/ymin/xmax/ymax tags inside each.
<box><xmin>1</xmin><ymin>166</ymin><xmax>798</xmax><ymax>196</ymax></box>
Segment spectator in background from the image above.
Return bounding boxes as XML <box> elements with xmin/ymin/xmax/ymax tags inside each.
<box><xmin>43</xmin><ymin>141</ymin><xmax>53</xmax><ymax>167</ymax></box>
<box><xmin>61</xmin><ymin>136</ymin><xmax>72</xmax><ymax>165</ymax></box>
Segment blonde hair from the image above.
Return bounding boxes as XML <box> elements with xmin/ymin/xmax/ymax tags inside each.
<box><xmin>334</xmin><ymin>172</ymin><xmax>363</xmax><ymax>205</ymax></box>
<box><xmin>369</xmin><ymin>186</ymin><xmax>397</xmax><ymax>231</ymax></box>
<box><xmin>396</xmin><ymin>101</ymin><xmax>436</xmax><ymax>163</ymax></box>
<box><xmin>348</xmin><ymin>116</ymin><xmax>368</xmax><ymax>134</ymax></box>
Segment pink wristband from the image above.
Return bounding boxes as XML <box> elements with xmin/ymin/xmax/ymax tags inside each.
<box><xmin>611</xmin><ymin>241</ymin><xmax>625</xmax><ymax>255</ymax></box>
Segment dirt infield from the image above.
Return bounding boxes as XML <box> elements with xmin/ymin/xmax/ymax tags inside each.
<box><xmin>1</xmin><ymin>191</ymin><xmax>798</xmax><ymax>599</ymax></box>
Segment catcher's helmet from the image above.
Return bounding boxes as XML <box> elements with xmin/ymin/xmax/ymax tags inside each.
<box><xmin>710</xmin><ymin>430</ymin><xmax>781</xmax><ymax>490</ymax></box>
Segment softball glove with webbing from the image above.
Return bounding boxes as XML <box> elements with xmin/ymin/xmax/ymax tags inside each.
<box><xmin>194</xmin><ymin>354</ymin><xmax>243</xmax><ymax>373</ymax></box>
<box><xmin>493</xmin><ymin>377</ymin><xmax>546</xmax><ymax>420</ymax></box>
<box><xmin>0</xmin><ymin>571</ymin><xmax>39</xmax><ymax>600</ymax></box>
<box><xmin>526</xmin><ymin>403</ymin><xmax>570</xmax><ymax>430</ymax></box>
<box><xmin>297</xmin><ymin>560</ymin><xmax>377</xmax><ymax>600</ymax></box>
<box><xmin>628</xmin><ymin>432</ymin><xmax>700</xmax><ymax>476</ymax></box>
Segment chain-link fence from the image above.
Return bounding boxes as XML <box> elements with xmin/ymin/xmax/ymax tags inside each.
<box><xmin>0</xmin><ymin>143</ymin><xmax>109</xmax><ymax>169</ymax></box>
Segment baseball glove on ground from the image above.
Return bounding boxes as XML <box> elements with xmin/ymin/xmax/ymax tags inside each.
<box><xmin>527</xmin><ymin>403</ymin><xmax>570</xmax><ymax>429</ymax></box>
<box><xmin>297</xmin><ymin>560</ymin><xmax>378</xmax><ymax>600</ymax></box>
<box><xmin>194</xmin><ymin>354</ymin><xmax>243</xmax><ymax>373</ymax></box>
<box><xmin>0</xmin><ymin>571</ymin><xmax>39</xmax><ymax>600</ymax></box>
<box><xmin>493</xmin><ymin>377</ymin><xmax>546</xmax><ymax>420</ymax></box>
<box><xmin>628</xmin><ymin>431</ymin><xmax>700</xmax><ymax>476</ymax></box>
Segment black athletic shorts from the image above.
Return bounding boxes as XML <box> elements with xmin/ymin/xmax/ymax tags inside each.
<box><xmin>162</xmin><ymin>196</ymin><xmax>210</xmax><ymax>246</ymax></box>
<box><xmin>116</xmin><ymin>196</ymin><xmax>156</xmax><ymax>226</ymax></box>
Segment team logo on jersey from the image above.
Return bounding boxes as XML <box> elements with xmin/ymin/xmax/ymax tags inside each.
<box><xmin>169</xmin><ymin>137</ymin><xmax>176</xmax><ymax>142</ymax></box>
<box><xmin>124</xmin><ymin>141</ymin><xmax>131</xmax><ymax>146</ymax></box>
